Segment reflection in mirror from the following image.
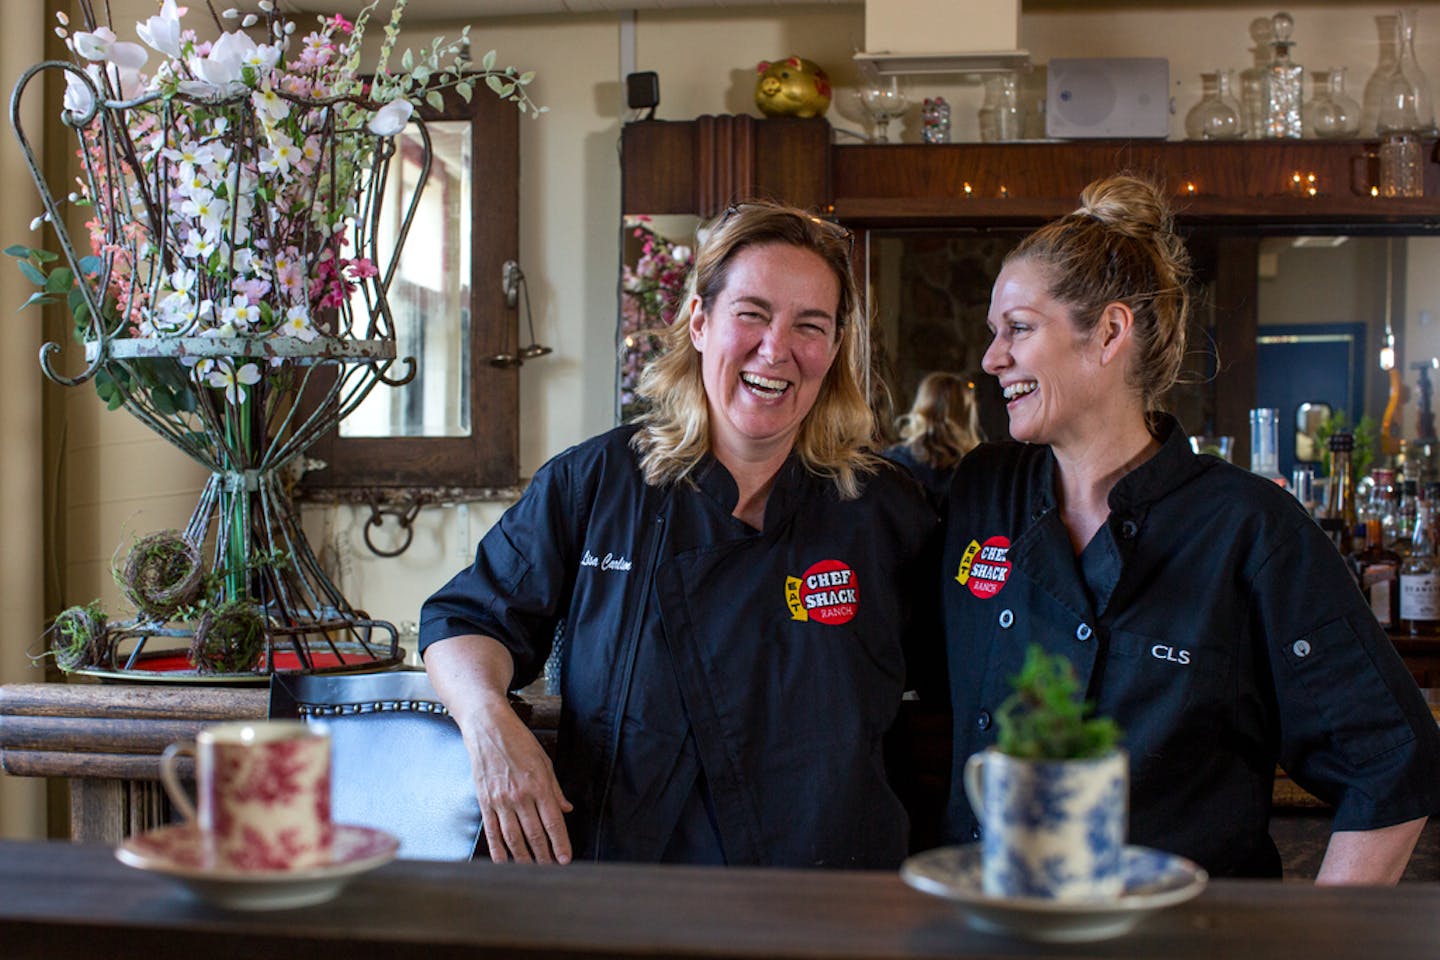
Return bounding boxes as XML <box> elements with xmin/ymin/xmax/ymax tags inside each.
<box><xmin>1296</xmin><ymin>401</ymin><xmax>1333</xmax><ymax>463</ymax></box>
<box><xmin>342</xmin><ymin>120</ymin><xmax>472</xmax><ymax>438</ymax></box>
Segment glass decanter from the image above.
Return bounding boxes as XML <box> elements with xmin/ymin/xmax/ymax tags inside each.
<box><xmin>978</xmin><ymin>74</ymin><xmax>1020</xmax><ymax>143</ymax></box>
<box><xmin>1261</xmin><ymin>11</ymin><xmax>1303</xmax><ymax>139</ymax></box>
<box><xmin>1396</xmin><ymin>8</ymin><xmax>1436</xmax><ymax>135</ymax></box>
<box><xmin>1185</xmin><ymin>71</ymin><xmax>1242</xmax><ymax>140</ymax></box>
<box><xmin>1304</xmin><ymin>68</ymin><xmax>1360</xmax><ymax>139</ymax></box>
<box><xmin>1362</xmin><ymin>13</ymin><xmax>1400</xmax><ymax>137</ymax></box>
<box><xmin>1239</xmin><ymin>16</ymin><xmax>1275</xmax><ymax>138</ymax></box>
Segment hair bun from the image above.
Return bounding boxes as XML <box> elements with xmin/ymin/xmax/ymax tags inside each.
<box><xmin>1075</xmin><ymin>174</ymin><xmax>1173</xmax><ymax>240</ymax></box>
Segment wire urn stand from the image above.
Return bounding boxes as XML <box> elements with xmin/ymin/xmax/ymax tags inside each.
<box><xmin>6</xmin><ymin>55</ymin><xmax>447</xmax><ymax>680</ymax></box>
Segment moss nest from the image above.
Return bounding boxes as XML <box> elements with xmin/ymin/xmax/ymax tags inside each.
<box><xmin>49</xmin><ymin>603</ymin><xmax>110</xmax><ymax>672</ymax></box>
<box><xmin>189</xmin><ymin>600</ymin><xmax>265</xmax><ymax>674</ymax></box>
<box><xmin>116</xmin><ymin>531</ymin><xmax>203</xmax><ymax>622</ymax></box>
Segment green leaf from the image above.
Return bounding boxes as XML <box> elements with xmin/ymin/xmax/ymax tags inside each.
<box><xmin>44</xmin><ymin>267</ymin><xmax>73</xmax><ymax>293</ymax></box>
<box><xmin>152</xmin><ymin>388</ymin><xmax>177</xmax><ymax>416</ymax></box>
<box><xmin>519</xmin><ymin>71</ymin><xmax>536</xmax><ymax>85</ymax></box>
<box><xmin>485</xmin><ymin>74</ymin><xmax>505</xmax><ymax>96</ymax></box>
<box><xmin>19</xmin><ymin>291</ymin><xmax>51</xmax><ymax>311</ymax></box>
<box><xmin>426</xmin><ymin>90</ymin><xmax>444</xmax><ymax>111</ymax></box>
<box><xmin>16</xmin><ymin>260</ymin><xmax>47</xmax><ymax>286</ymax></box>
<box><xmin>456</xmin><ymin>81</ymin><xmax>473</xmax><ymax>103</ymax></box>
<box><xmin>32</xmin><ymin>248</ymin><xmax>59</xmax><ymax>263</ymax></box>
<box><xmin>3</xmin><ymin>244</ymin><xmax>33</xmax><ymax>258</ymax></box>
<box><xmin>482</xmin><ymin>49</ymin><xmax>497</xmax><ymax>72</ymax></box>
<box><xmin>401</xmin><ymin>48</ymin><xmax>414</xmax><ymax>71</ymax></box>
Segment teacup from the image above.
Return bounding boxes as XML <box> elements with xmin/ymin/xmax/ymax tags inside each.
<box><xmin>159</xmin><ymin>720</ymin><xmax>333</xmax><ymax>871</ymax></box>
<box><xmin>964</xmin><ymin>748</ymin><xmax>1128</xmax><ymax>901</ymax></box>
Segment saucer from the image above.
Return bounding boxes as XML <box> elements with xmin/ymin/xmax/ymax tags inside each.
<box><xmin>901</xmin><ymin>844</ymin><xmax>1208</xmax><ymax>943</ymax></box>
<box><xmin>116</xmin><ymin>823</ymin><xmax>399</xmax><ymax>911</ymax></box>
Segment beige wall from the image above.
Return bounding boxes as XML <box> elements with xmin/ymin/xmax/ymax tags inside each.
<box><xmin>12</xmin><ymin>2</ymin><xmax>1440</xmax><ymax>838</ymax></box>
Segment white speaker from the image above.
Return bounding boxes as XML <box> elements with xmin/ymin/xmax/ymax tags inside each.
<box><xmin>1045</xmin><ymin>58</ymin><xmax>1170</xmax><ymax>139</ymax></box>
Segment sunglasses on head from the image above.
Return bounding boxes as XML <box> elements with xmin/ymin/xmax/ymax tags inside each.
<box><xmin>720</xmin><ymin>202</ymin><xmax>855</xmax><ymax>260</ymax></box>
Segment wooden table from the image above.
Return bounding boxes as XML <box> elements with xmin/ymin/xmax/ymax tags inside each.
<box><xmin>0</xmin><ymin>680</ymin><xmax>560</xmax><ymax>843</ymax></box>
<box><xmin>3</xmin><ymin>839</ymin><xmax>1439</xmax><ymax>959</ymax></box>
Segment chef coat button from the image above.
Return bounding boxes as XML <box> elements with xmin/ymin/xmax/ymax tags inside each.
<box><xmin>1076</xmin><ymin>622</ymin><xmax>1093</xmax><ymax>642</ymax></box>
<box><xmin>971</xmin><ymin>825</ymin><xmax>983</xmax><ymax>840</ymax></box>
<box><xmin>999</xmin><ymin>609</ymin><xmax>1014</xmax><ymax>629</ymax></box>
<box><xmin>1120</xmin><ymin>518</ymin><xmax>1139</xmax><ymax>539</ymax></box>
<box><xmin>976</xmin><ymin>710</ymin><xmax>992</xmax><ymax>731</ymax></box>
<box><xmin>1293</xmin><ymin>638</ymin><xmax>1311</xmax><ymax>658</ymax></box>
<box><xmin>1032</xmin><ymin>506</ymin><xmax>1047</xmax><ymax>521</ymax></box>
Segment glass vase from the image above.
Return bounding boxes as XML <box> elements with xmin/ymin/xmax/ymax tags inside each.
<box><xmin>1186</xmin><ymin>71</ymin><xmax>1242</xmax><ymax>140</ymax></box>
<box><xmin>1305</xmin><ymin>68</ymin><xmax>1361</xmax><ymax>139</ymax></box>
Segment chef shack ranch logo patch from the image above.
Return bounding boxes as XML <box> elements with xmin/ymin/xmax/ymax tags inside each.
<box><xmin>785</xmin><ymin>559</ymin><xmax>858</xmax><ymax>625</ymax></box>
<box><xmin>955</xmin><ymin>535</ymin><xmax>1011</xmax><ymax>599</ymax></box>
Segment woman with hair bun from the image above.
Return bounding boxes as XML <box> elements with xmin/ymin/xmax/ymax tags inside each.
<box><xmin>422</xmin><ymin>200</ymin><xmax>937</xmax><ymax>868</ymax></box>
<box><xmin>884</xmin><ymin>371</ymin><xmax>984</xmax><ymax>509</ymax></box>
<box><xmin>941</xmin><ymin>175</ymin><xmax>1440</xmax><ymax>881</ymax></box>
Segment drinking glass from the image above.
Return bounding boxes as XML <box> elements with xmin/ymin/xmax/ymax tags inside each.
<box><xmin>860</xmin><ymin>75</ymin><xmax>910</xmax><ymax>143</ymax></box>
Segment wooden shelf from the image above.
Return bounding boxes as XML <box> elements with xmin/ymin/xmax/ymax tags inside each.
<box><xmin>623</xmin><ymin>116</ymin><xmax>1440</xmax><ymax>227</ymax></box>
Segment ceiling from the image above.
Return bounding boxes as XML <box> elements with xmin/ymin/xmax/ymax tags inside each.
<box><xmin>268</xmin><ymin>0</ymin><xmax>854</xmax><ymax>20</ymax></box>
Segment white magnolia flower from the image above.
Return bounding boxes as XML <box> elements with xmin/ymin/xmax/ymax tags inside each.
<box><xmin>62</xmin><ymin>69</ymin><xmax>95</xmax><ymax>116</ymax></box>
<box><xmin>169</xmin><ymin>267</ymin><xmax>198</xmax><ymax>297</ymax></box>
<box><xmin>136</xmin><ymin>0</ymin><xmax>183</xmax><ymax>59</ymax></box>
<box><xmin>73</xmin><ymin>27</ymin><xmax>148</xmax><ymax>71</ymax></box>
<box><xmin>221</xmin><ymin>296</ymin><xmax>261</xmax><ymax>329</ymax></box>
<box><xmin>258</xmin><ymin>132</ymin><xmax>299</xmax><ymax>178</ymax></box>
<box><xmin>367</xmin><ymin>99</ymin><xmax>414</xmax><ymax>137</ymax></box>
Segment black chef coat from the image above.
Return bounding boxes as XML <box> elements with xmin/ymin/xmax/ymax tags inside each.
<box><xmin>940</xmin><ymin>415</ymin><xmax>1440</xmax><ymax>877</ymax></box>
<box><xmin>422</xmin><ymin>426</ymin><xmax>939</xmax><ymax>868</ymax></box>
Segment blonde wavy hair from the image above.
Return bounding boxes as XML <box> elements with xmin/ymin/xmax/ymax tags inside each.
<box><xmin>1007</xmin><ymin>174</ymin><xmax>1193</xmax><ymax>414</ymax></box>
<box><xmin>896</xmin><ymin>371</ymin><xmax>983</xmax><ymax>470</ymax></box>
<box><xmin>630</xmin><ymin>200</ymin><xmax>877</xmax><ymax>499</ymax></box>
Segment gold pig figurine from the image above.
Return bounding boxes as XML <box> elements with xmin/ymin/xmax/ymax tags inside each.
<box><xmin>754</xmin><ymin>57</ymin><xmax>832</xmax><ymax>118</ymax></box>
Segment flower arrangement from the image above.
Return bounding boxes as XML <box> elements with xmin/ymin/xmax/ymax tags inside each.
<box><xmin>8</xmin><ymin>0</ymin><xmax>540</xmax><ymax>675</ymax></box>
<box><xmin>12</xmin><ymin>0</ymin><xmax>540</xmax><ymax>413</ymax></box>
<box><xmin>619</xmin><ymin>216</ymin><xmax>692</xmax><ymax>419</ymax></box>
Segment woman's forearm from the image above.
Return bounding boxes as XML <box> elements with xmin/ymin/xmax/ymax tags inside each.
<box><xmin>1316</xmin><ymin>817</ymin><xmax>1427</xmax><ymax>884</ymax></box>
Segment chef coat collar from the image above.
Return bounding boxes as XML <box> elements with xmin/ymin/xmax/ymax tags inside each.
<box><xmin>692</xmin><ymin>449</ymin><xmax>818</xmax><ymax>532</ymax></box>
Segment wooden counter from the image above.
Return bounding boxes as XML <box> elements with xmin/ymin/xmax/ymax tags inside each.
<box><xmin>4</xmin><ymin>839</ymin><xmax>1440</xmax><ymax>960</ymax></box>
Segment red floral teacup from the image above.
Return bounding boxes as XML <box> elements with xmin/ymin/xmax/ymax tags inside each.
<box><xmin>159</xmin><ymin>720</ymin><xmax>332</xmax><ymax>871</ymax></box>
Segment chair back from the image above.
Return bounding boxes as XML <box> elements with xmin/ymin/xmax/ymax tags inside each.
<box><xmin>270</xmin><ymin>670</ymin><xmax>479</xmax><ymax>861</ymax></box>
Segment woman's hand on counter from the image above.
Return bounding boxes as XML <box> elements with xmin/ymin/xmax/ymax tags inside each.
<box><xmin>425</xmin><ymin>634</ymin><xmax>575</xmax><ymax>864</ymax></box>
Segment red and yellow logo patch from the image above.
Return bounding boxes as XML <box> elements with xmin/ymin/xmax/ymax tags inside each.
<box><xmin>955</xmin><ymin>535</ymin><xmax>1011</xmax><ymax>599</ymax></box>
<box><xmin>785</xmin><ymin>559</ymin><xmax>859</xmax><ymax>625</ymax></box>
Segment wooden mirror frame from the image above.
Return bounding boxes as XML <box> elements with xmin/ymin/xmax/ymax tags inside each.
<box><xmin>298</xmin><ymin>85</ymin><xmax>522</xmax><ymax>504</ymax></box>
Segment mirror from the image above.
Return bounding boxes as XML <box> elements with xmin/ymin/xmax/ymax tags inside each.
<box><xmin>343</xmin><ymin>119</ymin><xmax>472</xmax><ymax>439</ymax></box>
<box><xmin>298</xmin><ymin>84</ymin><xmax>521</xmax><ymax>498</ymax></box>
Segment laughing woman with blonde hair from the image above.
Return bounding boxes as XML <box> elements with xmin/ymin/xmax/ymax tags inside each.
<box><xmin>422</xmin><ymin>200</ymin><xmax>938</xmax><ymax>868</ymax></box>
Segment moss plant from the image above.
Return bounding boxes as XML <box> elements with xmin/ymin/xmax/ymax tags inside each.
<box><xmin>189</xmin><ymin>600</ymin><xmax>266</xmax><ymax>674</ymax></box>
<box><xmin>994</xmin><ymin>645</ymin><xmax>1122</xmax><ymax>760</ymax></box>
<box><xmin>112</xmin><ymin>530</ymin><xmax>203</xmax><ymax>623</ymax></box>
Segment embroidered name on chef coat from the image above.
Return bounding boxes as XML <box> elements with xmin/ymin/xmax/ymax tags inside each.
<box><xmin>785</xmin><ymin>559</ymin><xmax>859</xmax><ymax>625</ymax></box>
<box><xmin>580</xmin><ymin>549</ymin><xmax>633</xmax><ymax>572</ymax></box>
<box><xmin>955</xmin><ymin>535</ymin><xmax>1011</xmax><ymax>599</ymax></box>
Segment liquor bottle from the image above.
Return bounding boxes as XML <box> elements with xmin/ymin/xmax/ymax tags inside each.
<box><xmin>1261</xmin><ymin>11</ymin><xmax>1304</xmax><ymax>138</ymax></box>
<box><xmin>1390</xmin><ymin>479</ymin><xmax>1419</xmax><ymax>551</ymax></box>
<box><xmin>1355</xmin><ymin>469</ymin><xmax>1402</xmax><ymax>628</ymax></box>
<box><xmin>1317</xmin><ymin>432</ymin><xmax>1355</xmax><ymax>556</ymax></box>
<box><xmin>1399</xmin><ymin>483</ymin><xmax>1440</xmax><ymax>636</ymax></box>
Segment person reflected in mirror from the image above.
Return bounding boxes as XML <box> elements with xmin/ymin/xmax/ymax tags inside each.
<box><xmin>941</xmin><ymin>174</ymin><xmax>1440</xmax><ymax>883</ymax></box>
<box><xmin>883</xmin><ymin>371</ymin><xmax>984</xmax><ymax>510</ymax></box>
<box><xmin>422</xmin><ymin>200</ymin><xmax>939</xmax><ymax>868</ymax></box>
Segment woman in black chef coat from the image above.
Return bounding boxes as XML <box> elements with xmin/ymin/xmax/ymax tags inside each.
<box><xmin>422</xmin><ymin>201</ymin><xmax>936</xmax><ymax>867</ymax></box>
<box><xmin>883</xmin><ymin>371</ymin><xmax>984</xmax><ymax>509</ymax></box>
<box><xmin>941</xmin><ymin>174</ymin><xmax>1440</xmax><ymax>881</ymax></box>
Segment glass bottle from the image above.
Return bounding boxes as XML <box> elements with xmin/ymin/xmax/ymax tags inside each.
<box><xmin>978</xmin><ymin>77</ymin><xmax>1001</xmax><ymax>143</ymax></box>
<box><xmin>1397</xmin><ymin>8</ymin><xmax>1436</xmax><ymax>136</ymax></box>
<box><xmin>1356</xmin><ymin>469</ymin><xmax>1402</xmax><ymax>627</ymax></box>
<box><xmin>1304</xmin><ymin>68</ymin><xmax>1360</xmax><ymax>138</ymax></box>
<box><xmin>1240</xmin><ymin>16</ymin><xmax>1275</xmax><ymax>139</ymax></box>
<box><xmin>1250</xmin><ymin>407</ymin><xmax>1286</xmax><ymax>485</ymax></box>
<box><xmin>1400</xmin><ymin>482</ymin><xmax>1440</xmax><ymax>636</ymax></box>
<box><xmin>993</xmin><ymin>75</ymin><xmax>1020</xmax><ymax>141</ymax></box>
<box><xmin>1261</xmin><ymin>11</ymin><xmax>1303</xmax><ymax>139</ymax></box>
<box><xmin>1318</xmin><ymin>432</ymin><xmax>1356</xmax><ymax>555</ymax></box>
<box><xmin>1186</xmin><ymin>71</ymin><xmax>1242</xmax><ymax>140</ymax></box>
<box><xmin>1391</xmin><ymin>478</ymin><xmax>1420</xmax><ymax>551</ymax></box>
<box><xmin>1362</xmin><ymin>13</ymin><xmax>1401</xmax><ymax>137</ymax></box>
